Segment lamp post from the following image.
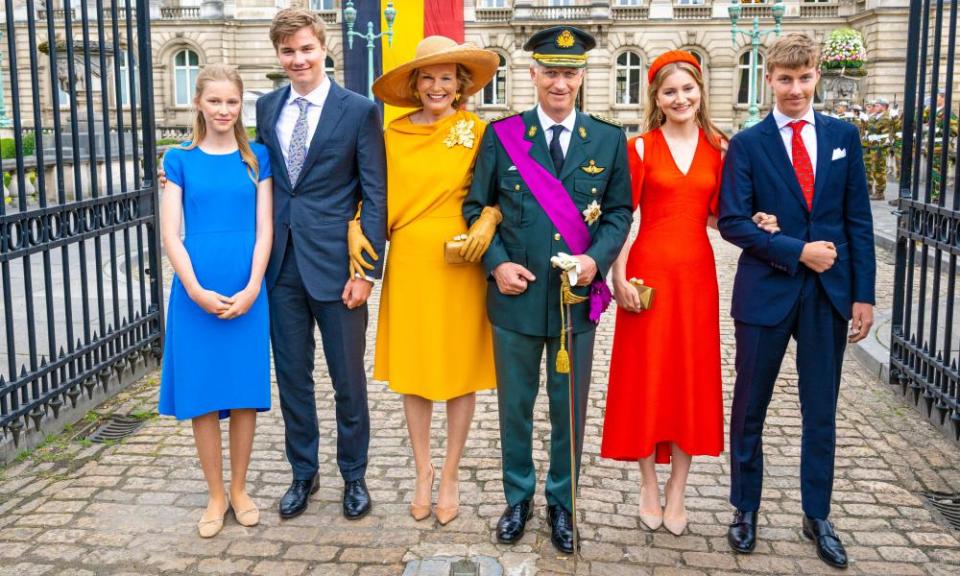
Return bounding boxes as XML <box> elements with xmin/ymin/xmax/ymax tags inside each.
<box><xmin>343</xmin><ymin>0</ymin><xmax>397</xmax><ymax>101</ymax></box>
<box><xmin>729</xmin><ymin>0</ymin><xmax>785</xmax><ymax>128</ymax></box>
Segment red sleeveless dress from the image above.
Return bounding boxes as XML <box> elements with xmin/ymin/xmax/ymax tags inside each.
<box><xmin>601</xmin><ymin>128</ymin><xmax>724</xmax><ymax>464</ymax></box>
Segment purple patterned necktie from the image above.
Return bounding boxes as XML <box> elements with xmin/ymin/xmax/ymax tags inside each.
<box><xmin>286</xmin><ymin>97</ymin><xmax>309</xmax><ymax>185</ymax></box>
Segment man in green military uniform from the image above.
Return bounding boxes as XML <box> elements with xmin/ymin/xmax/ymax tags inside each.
<box><xmin>463</xmin><ymin>25</ymin><xmax>631</xmax><ymax>554</ymax></box>
<box><xmin>924</xmin><ymin>90</ymin><xmax>958</xmax><ymax>201</ymax></box>
<box><xmin>864</xmin><ymin>98</ymin><xmax>894</xmax><ymax>200</ymax></box>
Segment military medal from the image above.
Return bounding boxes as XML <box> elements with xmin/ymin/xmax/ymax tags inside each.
<box><xmin>580</xmin><ymin>159</ymin><xmax>605</xmax><ymax>175</ymax></box>
<box><xmin>582</xmin><ymin>200</ymin><xmax>602</xmax><ymax>225</ymax></box>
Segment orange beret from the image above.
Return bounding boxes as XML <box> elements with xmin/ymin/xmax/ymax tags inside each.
<box><xmin>647</xmin><ymin>50</ymin><xmax>702</xmax><ymax>84</ymax></box>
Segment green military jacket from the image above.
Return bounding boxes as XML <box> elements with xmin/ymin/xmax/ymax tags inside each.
<box><xmin>463</xmin><ymin>108</ymin><xmax>632</xmax><ymax>338</ymax></box>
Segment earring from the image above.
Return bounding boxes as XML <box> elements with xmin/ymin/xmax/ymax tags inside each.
<box><xmin>453</xmin><ymin>92</ymin><xmax>461</xmax><ymax>107</ymax></box>
<box><xmin>413</xmin><ymin>91</ymin><xmax>421</xmax><ymax>103</ymax></box>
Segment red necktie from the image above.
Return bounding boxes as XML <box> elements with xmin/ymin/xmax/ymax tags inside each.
<box><xmin>789</xmin><ymin>120</ymin><xmax>815</xmax><ymax>211</ymax></box>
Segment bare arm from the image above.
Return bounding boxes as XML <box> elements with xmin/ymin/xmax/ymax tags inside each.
<box><xmin>219</xmin><ymin>177</ymin><xmax>274</xmax><ymax>319</ymax></box>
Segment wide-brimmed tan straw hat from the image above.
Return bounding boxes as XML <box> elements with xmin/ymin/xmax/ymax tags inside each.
<box><xmin>372</xmin><ymin>36</ymin><xmax>500</xmax><ymax>108</ymax></box>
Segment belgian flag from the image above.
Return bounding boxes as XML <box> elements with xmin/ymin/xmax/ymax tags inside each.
<box><xmin>341</xmin><ymin>1</ymin><xmax>465</xmax><ymax>125</ymax></box>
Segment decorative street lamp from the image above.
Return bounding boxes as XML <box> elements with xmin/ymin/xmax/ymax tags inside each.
<box><xmin>0</xmin><ymin>30</ymin><xmax>11</xmax><ymax>128</ymax></box>
<box><xmin>343</xmin><ymin>0</ymin><xmax>397</xmax><ymax>101</ymax></box>
<box><xmin>729</xmin><ymin>0</ymin><xmax>785</xmax><ymax>128</ymax></box>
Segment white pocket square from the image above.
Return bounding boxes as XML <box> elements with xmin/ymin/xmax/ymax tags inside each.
<box><xmin>831</xmin><ymin>148</ymin><xmax>846</xmax><ymax>161</ymax></box>
<box><xmin>508</xmin><ymin>165</ymin><xmax>517</xmax><ymax>171</ymax></box>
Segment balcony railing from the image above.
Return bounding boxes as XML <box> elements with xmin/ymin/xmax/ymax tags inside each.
<box><xmin>315</xmin><ymin>9</ymin><xmax>339</xmax><ymax>24</ymax></box>
<box><xmin>37</xmin><ymin>8</ymin><xmax>76</xmax><ymax>20</ymax></box>
<box><xmin>740</xmin><ymin>5</ymin><xmax>775</xmax><ymax>18</ymax></box>
<box><xmin>611</xmin><ymin>5</ymin><xmax>650</xmax><ymax>20</ymax></box>
<box><xmin>476</xmin><ymin>7</ymin><xmax>514</xmax><ymax>22</ymax></box>
<box><xmin>529</xmin><ymin>5</ymin><xmax>592</xmax><ymax>20</ymax></box>
<box><xmin>800</xmin><ymin>2</ymin><xmax>840</xmax><ymax>17</ymax></box>
<box><xmin>37</xmin><ymin>8</ymin><xmax>137</xmax><ymax>20</ymax></box>
<box><xmin>160</xmin><ymin>7</ymin><xmax>200</xmax><ymax>19</ymax></box>
<box><xmin>673</xmin><ymin>4</ymin><xmax>712</xmax><ymax>19</ymax></box>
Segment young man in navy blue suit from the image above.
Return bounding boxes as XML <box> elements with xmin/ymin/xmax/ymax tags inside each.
<box><xmin>718</xmin><ymin>34</ymin><xmax>875</xmax><ymax>569</ymax></box>
<box><xmin>257</xmin><ymin>9</ymin><xmax>387</xmax><ymax>521</ymax></box>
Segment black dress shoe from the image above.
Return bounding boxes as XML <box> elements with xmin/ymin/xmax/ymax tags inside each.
<box><xmin>496</xmin><ymin>499</ymin><xmax>532</xmax><ymax>544</ymax></box>
<box><xmin>547</xmin><ymin>504</ymin><xmax>578</xmax><ymax>554</ymax></box>
<box><xmin>803</xmin><ymin>516</ymin><xmax>848</xmax><ymax>569</ymax></box>
<box><xmin>342</xmin><ymin>479</ymin><xmax>372</xmax><ymax>519</ymax></box>
<box><xmin>279</xmin><ymin>473</ymin><xmax>319</xmax><ymax>519</ymax></box>
<box><xmin>728</xmin><ymin>509</ymin><xmax>758</xmax><ymax>553</ymax></box>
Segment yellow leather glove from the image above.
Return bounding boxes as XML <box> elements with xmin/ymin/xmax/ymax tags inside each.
<box><xmin>460</xmin><ymin>205</ymin><xmax>502</xmax><ymax>263</ymax></box>
<box><xmin>347</xmin><ymin>220</ymin><xmax>378</xmax><ymax>278</ymax></box>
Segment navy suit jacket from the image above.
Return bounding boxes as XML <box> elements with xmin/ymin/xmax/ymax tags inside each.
<box><xmin>256</xmin><ymin>80</ymin><xmax>387</xmax><ymax>302</ymax></box>
<box><xmin>718</xmin><ymin>112</ymin><xmax>876</xmax><ymax>326</ymax></box>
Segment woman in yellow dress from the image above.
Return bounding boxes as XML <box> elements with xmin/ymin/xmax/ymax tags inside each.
<box><xmin>370</xmin><ymin>37</ymin><xmax>500</xmax><ymax>525</ymax></box>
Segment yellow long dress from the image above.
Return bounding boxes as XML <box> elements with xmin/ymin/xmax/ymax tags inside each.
<box><xmin>373</xmin><ymin>109</ymin><xmax>496</xmax><ymax>400</ymax></box>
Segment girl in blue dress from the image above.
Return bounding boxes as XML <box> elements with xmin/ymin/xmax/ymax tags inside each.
<box><xmin>158</xmin><ymin>64</ymin><xmax>273</xmax><ymax>538</ymax></box>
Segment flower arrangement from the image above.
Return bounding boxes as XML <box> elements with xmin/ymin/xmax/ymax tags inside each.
<box><xmin>821</xmin><ymin>28</ymin><xmax>867</xmax><ymax>71</ymax></box>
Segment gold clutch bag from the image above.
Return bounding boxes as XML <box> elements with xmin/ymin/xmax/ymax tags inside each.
<box><xmin>444</xmin><ymin>234</ymin><xmax>468</xmax><ymax>265</ymax></box>
<box><xmin>628</xmin><ymin>277</ymin><xmax>655</xmax><ymax>310</ymax></box>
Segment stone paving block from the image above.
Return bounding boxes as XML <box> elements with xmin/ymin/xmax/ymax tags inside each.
<box><xmin>251</xmin><ymin>559</ymin><xmax>309</xmax><ymax>576</ymax></box>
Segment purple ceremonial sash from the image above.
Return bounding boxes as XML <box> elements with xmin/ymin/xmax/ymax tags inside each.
<box><xmin>492</xmin><ymin>115</ymin><xmax>612</xmax><ymax>322</ymax></box>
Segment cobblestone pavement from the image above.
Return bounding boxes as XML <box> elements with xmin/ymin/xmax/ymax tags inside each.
<box><xmin>2</xmin><ymin>230</ymin><xmax>960</xmax><ymax>576</ymax></box>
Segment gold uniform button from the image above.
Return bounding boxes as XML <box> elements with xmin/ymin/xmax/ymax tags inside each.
<box><xmin>553</xmin><ymin>233</ymin><xmax>561</xmax><ymax>241</ymax></box>
<box><xmin>514</xmin><ymin>184</ymin><xmax>521</xmax><ymax>191</ymax></box>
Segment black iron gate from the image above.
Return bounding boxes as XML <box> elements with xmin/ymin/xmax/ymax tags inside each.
<box><xmin>0</xmin><ymin>0</ymin><xmax>161</xmax><ymax>451</ymax></box>
<box><xmin>890</xmin><ymin>0</ymin><xmax>960</xmax><ymax>440</ymax></box>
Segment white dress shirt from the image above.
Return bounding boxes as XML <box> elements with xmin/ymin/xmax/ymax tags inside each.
<box><xmin>773</xmin><ymin>105</ymin><xmax>817</xmax><ymax>174</ymax></box>
<box><xmin>276</xmin><ymin>76</ymin><xmax>331</xmax><ymax>165</ymax></box>
<box><xmin>537</xmin><ymin>105</ymin><xmax>577</xmax><ymax>157</ymax></box>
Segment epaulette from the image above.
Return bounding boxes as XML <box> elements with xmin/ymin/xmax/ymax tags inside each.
<box><xmin>489</xmin><ymin>111</ymin><xmax>520</xmax><ymax>123</ymax></box>
<box><xmin>590</xmin><ymin>113</ymin><xmax>622</xmax><ymax>128</ymax></box>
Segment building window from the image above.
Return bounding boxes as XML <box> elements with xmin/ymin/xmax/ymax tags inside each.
<box><xmin>737</xmin><ymin>51</ymin><xmax>766</xmax><ymax>106</ymax></box>
<box><xmin>310</xmin><ymin>0</ymin><xmax>335</xmax><ymax>9</ymax></box>
<box><xmin>687</xmin><ymin>50</ymin><xmax>704</xmax><ymax>66</ymax></box>
<box><xmin>676</xmin><ymin>0</ymin><xmax>706</xmax><ymax>4</ymax></box>
<box><xmin>549</xmin><ymin>0</ymin><xmax>576</xmax><ymax>5</ymax></box>
<box><xmin>325</xmin><ymin>56</ymin><xmax>336</xmax><ymax>81</ymax></box>
<box><xmin>174</xmin><ymin>48</ymin><xmax>201</xmax><ymax>107</ymax></box>
<box><xmin>118</xmin><ymin>50</ymin><xmax>136</xmax><ymax>106</ymax></box>
<box><xmin>483</xmin><ymin>53</ymin><xmax>508</xmax><ymax>106</ymax></box>
<box><xmin>479</xmin><ymin>0</ymin><xmax>507</xmax><ymax>6</ymax></box>
<box><xmin>616</xmin><ymin>0</ymin><xmax>643</xmax><ymax>5</ymax></box>
<box><xmin>616</xmin><ymin>51</ymin><xmax>643</xmax><ymax>105</ymax></box>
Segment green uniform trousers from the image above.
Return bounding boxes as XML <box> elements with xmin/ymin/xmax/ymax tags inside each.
<box><xmin>493</xmin><ymin>324</ymin><xmax>595</xmax><ymax>513</ymax></box>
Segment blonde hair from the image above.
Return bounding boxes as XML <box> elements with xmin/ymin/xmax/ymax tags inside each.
<box><xmin>270</xmin><ymin>8</ymin><xmax>326</xmax><ymax>49</ymax></box>
<box><xmin>766</xmin><ymin>33</ymin><xmax>819</xmax><ymax>74</ymax></box>
<box><xmin>407</xmin><ymin>64</ymin><xmax>475</xmax><ymax>109</ymax></box>
<box><xmin>180</xmin><ymin>64</ymin><xmax>259</xmax><ymax>183</ymax></box>
<box><xmin>644</xmin><ymin>61</ymin><xmax>725</xmax><ymax>150</ymax></box>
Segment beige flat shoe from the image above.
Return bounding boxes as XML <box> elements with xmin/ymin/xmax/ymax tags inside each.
<box><xmin>235</xmin><ymin>504</ymin><xmax>260</xmax><ymax>527</ymax></box>
<box><xmin>197</xmin><ymin>500</ymin><xmax>231</xmax><ymax>538</ymax></box>
<box><xmin>663</xmin><ymin>477</ymin><xmax>688</xmax><ymax>536</ymax></box>
<box><xmin>638</xmin><ymin>484</ymin><xmax>663</xmax><ymax>531</ymax></box>
<box><xmin>410</xmin><ymin>464</ymin><xmax>435</xmax><ymax>521</ymax></box>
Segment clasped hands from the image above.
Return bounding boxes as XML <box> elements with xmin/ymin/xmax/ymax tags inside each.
<box><xmin>494</xmin><ymin>253</ymin><xmax>597</xmax><ymax>296</ymax></box>
<box><xmin>189</xmin><ymin>285</ymin><xmax>259</xmax><ymax>320</ymax></box>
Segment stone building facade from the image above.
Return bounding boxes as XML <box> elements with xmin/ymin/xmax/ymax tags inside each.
<box><xmin>0</xmin><ymin>0</ymin><xmax>924</xmax><ymax>136</ymax></box>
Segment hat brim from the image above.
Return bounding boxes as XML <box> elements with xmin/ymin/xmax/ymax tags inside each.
<box><xmin>372</xmin><ymin>47</ymin><xmax>501</xmax><ymax>108</ymax></box>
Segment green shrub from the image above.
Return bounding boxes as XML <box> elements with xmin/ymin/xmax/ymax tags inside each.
<box><xmin>1</xmin><ymin>131</ymin><xmax>37</xmax><ymax>158</ymax></box>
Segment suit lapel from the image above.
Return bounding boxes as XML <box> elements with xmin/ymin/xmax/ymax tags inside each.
<box><xmin>523</xmin><ymin>108</ymin><xmax>558</xmax><ymax>178</ymax></box>
<box><xmin>758</xmin><ymin>113</ymin><xmax>809</xmax><ymax>211</ymax></box>
<box><xmin>296</xmin><ymin>79</ymin><xmax>347</xmax><ymax>189</ymax></box>
<box><xmin>261</xmin><ymin>86</ymin><xmax>293</xmax><ymax>191</ymax></box>
<box><xmin>558</xmin><ymin>112</ymin><xmax>588</xmax><ymax>182</ymax></box>
<box><xmin>811</xmin><ymin>113</ymin><xmax>833</xmax><ymax>214</ymax></box>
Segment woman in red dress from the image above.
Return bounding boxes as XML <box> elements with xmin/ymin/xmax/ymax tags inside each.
<box><xmin>601</xmin><ymin>51</ymin><xmax>777</xmax><ymax>535</ymax></box>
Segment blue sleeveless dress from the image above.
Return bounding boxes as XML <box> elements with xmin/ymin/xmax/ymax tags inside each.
<box><xmin>158</xmin><ymin>143</ymin><xmax>272</xmax><ymax>420</ymax></box>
